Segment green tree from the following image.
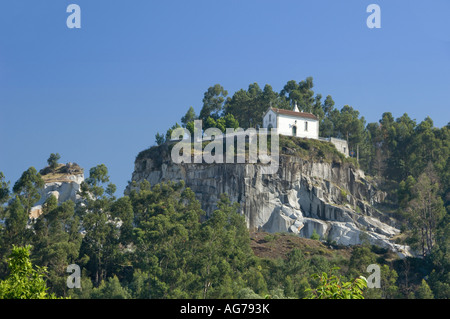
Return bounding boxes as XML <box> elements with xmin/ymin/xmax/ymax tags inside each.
<box><xmin>405</xmin><ymin>164</ymin><xmax>445</xmax><ymax>257</ymax></box>
<box><xmin>280</xmin><ymin>77</ymin><xmax>316</xmax><ymax>113</ymax></box>
<box><xmin>304</xmin><ymin>267</ymin><xmax>367</xmax><ymax>299</ymax></box>
<box><xmin>282</xmin><ymin>249</ymin><xmax>309</xmax><ymax>298</ymax></box>
<box><xmin>216</xmin><ymin>113</ymin><xmax>239</xmax><ymax>132</ymax></box>
<box><xmin>224</xmin><ymin>83</ymin><xmax>279</xmax><ymax>128</ymax></box>
<box><xmin>110</xmin><ymin>196</ymin><xmax>134</xmax><ymax>245</ymax></box>
<box><xmin>155</xmin><ymin>132</ymin><xmax>165</xmax><ymax>146</ymax></box>
<box><xmin>32</xmin><ymin>196</ymin><xmax>81</xmax><ymax>297</ymax></box>
<box><xmin>204</xmin><ymin>113</ymin><xmax>240</xmax><ymax>133</ymax></box>
<box><xmin>0</xmin><ymin>245</ymin><xmax>59</xmax><ymax>299</ymax></box>
<box><xmin>129</xmin><ymin>181</ymin><xmax>255</xmax><ymax>299</ymax></box>
<box><xmin>67</xmin><ymin>269</ymin><xmax>94</xmax><ymax>299</ymax></box>
<box><xmin>186</xmin><ymin>121</ymin><xmax>196</xmax><ymax>135</ymax></box>
<box><xmin>12</xmin><ymin>167</ymin><xmax>44</xmax><ymax>213</ymax></box>
<box><xmin>81</xmin><ymin>164</ymin><xmax>115</xmax><ymax>199</ymax></box>
<box><xmin>379</xmin><ymin>264</ymin><xmax>400</xmax><ymax>299</ymax></box>
<box><xmin>309</xmin><ymin>255</ymin><xmax>332</xmax><ymax>275</ymax></box>
<box><xmin>310</xmin><ymin>229</ymin><xmax>320</xmax><ymax>240</ymax></box>
<box><xmin>0</xmin><ymin>172</ymin><xmax>9</xmax><ymax>207</ymax></box>
<box><xmin>128</xmin><ymin>269</ymin><xmax>151</xmax><ymax>299</ymax></box>
<box><xmin>199</xmin><ymin>84</ymin><xmax>228</xmax><ymax>123</ymax></box>
<box><xmin>333</xmin><ymin>105</ymin><xmax>366</xmax><ymax>149</ymax></box>
<box><xmin>129</xmin><ymin>181</ymin><xmax>205</xmax><ymax>298</ymax></box>
<box><xmin>203</xmin><ymin>116</ymin><xmax>218</xmax><ymax>131</ymax></box>
<box><xmin>181</xmin><ymin>106</ymin><xmax>197</xmax><ymax>127</ymax></box>
<box><xmin>0</xmin><ymin>172</ymin><xmax>9</xmax><ymax>273</ymax></box>
<box><xmin>428</xmin><ymin>211</ymin><xmax>450</xmax><ymax>298</ymax></box>
<box><xmin>397</xmin><ymin>175</ymin><xmax>416</xmax><ymax>209</ymax></box>
<box><xmin>198</xmin><ymin>194</ymin><xmax>252</xmax><ymax>298</ymax></box>
<box><xmin>261</xmin><ymin>84</ymin><xmax>281</xmax><ymax>109</ymax></box>
<box><xmin>322</xmin><ymin>95</ymin><xmax>335</xmax><ymax>116</ymax></box>
<box><xmin>165</xmin><ymin>123</ymin><xmax>182</xmax><ymax>141</ymax></box>
<box><xmin>364</xmin><ymin>121</ymin><xmax>384</xmax><ymax>176</ymax></box>
<box><xmin>407</xmin><ymin>117</ymin><xmax>440</xmax><ymax>178</ymax></box>
<box><xmin>224</xmin><ymin>88</ymin><xmax>253</xmax><ymax>128</ymax></box>
<box><xmin>311</xmin><ymin>94</ymin><xmax>325</xmax><ymax>121</ymax></box>
<box><xmin>47</xmin><ymin>153</ymin><xmax>61</xmax><ymax>170</ymax></box>
<box><xmin>385</xmin><ymin>114</ymin><xmax>416</xmax><ymax>181</ymax></box>
<box><xmin>4</xmin><ymin>196</ymin><xmax>30</xmax><ymax>247</ymax></box>
<box><xmin>415</xmin><ymin>279</ymin><xmax>434</xmax><ymax>299</ymax></box>
<box><xmin>242</xmin><ymin>265</ymin><xmax>268</xmax><ymax>296</ymax></box>
<box><xmin>78</xmin><ymin>165</ymin><xmax>120</xmax><ymax>287</ymax></box>
<box><xmin>91</xmin><ymin>275</ymin><xmax>131</xmax><ymax>299</ymax></box>
<box><xmin>237</xmin><ymin>287</ymin><xmax>263</xmax><ymax>299</ymax></box>
<box><xmin>347</xmin><ymin>246</ymin><xmax>377</xmax><ymax>279</ymax></box>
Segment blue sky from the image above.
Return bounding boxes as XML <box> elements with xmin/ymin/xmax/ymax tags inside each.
<box><xmin>0</xmin><ymin>0</ymin><xmax>449</xmax><ymax>195</ymax></box>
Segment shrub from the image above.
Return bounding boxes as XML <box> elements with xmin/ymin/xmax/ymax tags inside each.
<box><xmin>264</xmin><ymin>234</ymin><xmax>277</xmax><ymax>242</ymax></box>
<box><xmin>304</xmin><ymin>267</ymin><xmax>367</xmax><ymax>299</ymax></box>
<box><xmin>0</xmin><ymin>245</ymin><xmax>61</xmax><ymax>299</ymax></box>
<box><xmin>310</xmin><ymin>229</ymin><xmax>321</xmax><ymax>241</ymax></box>
<box><xmin>47</xmin><ymin>153</ymin><xmax>61</xmax><ymax>170</ymax></box>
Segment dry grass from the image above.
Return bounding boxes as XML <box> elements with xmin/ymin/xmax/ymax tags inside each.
<box><xmin>249</xmin><ymin>231</ymin><xmax>354</xmax><ymax>261</ymax></box>
<box><xmin>40</xmin><ymin>163</ymin><xmax>83</xmax><ymax>183</ymax></box>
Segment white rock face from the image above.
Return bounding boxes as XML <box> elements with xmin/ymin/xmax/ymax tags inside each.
<box><xmin>128</xmin><ymin>146</ymin><xmax>412</xmax><ymax>258</ymax></box>
<box><xmin>29</xmin><ymin>172</ymin><xmax>84</xmax><ymax>220</ymax></box>
<box><xmin>35</xmin><ymin>173</ymin><xmax>84</xmax><ymax>206</ymax></box>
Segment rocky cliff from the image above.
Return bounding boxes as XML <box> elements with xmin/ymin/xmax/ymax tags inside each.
<box><xmin>127</xmin><ymin>141</ymin><xmax>411</xmax><ymax>257</ymax></box>
<box><xmin>29</xmin><ymin>163</ymin><xmax>84</xmax><ymax>219</ymax></box>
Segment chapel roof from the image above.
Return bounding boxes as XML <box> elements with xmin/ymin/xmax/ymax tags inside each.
<box><xmin>269</xmin><ymin>107</ymin><xmax>318</xmax><ymax>120</ymax></box>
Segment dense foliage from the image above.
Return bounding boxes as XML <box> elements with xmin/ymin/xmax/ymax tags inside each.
<box><xmin>304</xmin><ymin>267</ymin><xmax>367</xmax><ymax>299</ymax></box>
<box><xmin>0</xmin><ymin>245</ymin><xmax>60</xmax><ymax>299</ymax></box>
<box><xmin>0</xmin><ymin>162</ymin><xmax>446</xmax><ymax>299</ymax></box>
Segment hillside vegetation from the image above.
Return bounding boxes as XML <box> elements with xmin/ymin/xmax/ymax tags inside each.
<box><xmin>0</xmin><ymin>78</ymin><xmax>448</xmax><ymax>299</ymax></box>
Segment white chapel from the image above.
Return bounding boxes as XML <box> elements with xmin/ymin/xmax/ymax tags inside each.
<box><xmin>262</xmin><ymin>104</ymin><xmax>349</xmax><ymax>157</ymax></box>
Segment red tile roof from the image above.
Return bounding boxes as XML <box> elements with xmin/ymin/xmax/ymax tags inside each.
<box><xmin>270</xmin><ymin>108</ymin><xmax>318</xmax><ymax>120</ymax></box>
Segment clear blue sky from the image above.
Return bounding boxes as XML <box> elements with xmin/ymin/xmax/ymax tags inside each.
<box><xmin>1</xmin><ymin>0</ymin><xmax>449</xmax><ymax>195</ymax></box>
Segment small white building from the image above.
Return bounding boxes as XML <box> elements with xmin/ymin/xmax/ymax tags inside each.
<box><xmin>262</xmin><ymin>105</ymin><xmax>349</xmax><ymax>157</ymax></box>
<box><xmin>262</xmin><ymin>105</ymin><xmax>319</xmax><ymax>139</ymax></box>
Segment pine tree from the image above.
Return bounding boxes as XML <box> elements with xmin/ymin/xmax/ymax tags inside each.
<box><xmin>405</xmin><ymin>164</ymin><xmax>445</xmax><ymax>256</ymax></box>
<box><xmin>415</xmin><ymin>279</ymin><xmax>434</xmax><ymax>299</ymax></box>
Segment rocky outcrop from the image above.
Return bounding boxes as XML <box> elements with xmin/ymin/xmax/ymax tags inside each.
<box><xmin>29</xmin><ymin>163</ymin><xmax>84</xmax><ymax>219</ymax></box>
<box><xmin>36</xmin><ymin>173</ymin><xmax>84</xmax><ymax>205</ymax></box>
<box><xmin>127</xmin><ymin>145</ymin><xmax>411</xmax><ymax>257</ymax></box>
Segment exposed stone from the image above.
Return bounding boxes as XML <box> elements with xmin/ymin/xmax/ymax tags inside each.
<box><xmin>29</xmin><ymin>166</ymin><xmax>84</xmax><ymax>220</ymax></box>
<box><xmin>35</xmin><ymin>174</ymin><xmax>84</xmax><ymax>207</ymax></box>
<box><xmin>29</xmin><ymin>205</ymin><xmax>43</xmax><ymax>220</ymax></box>
<box><xmin>127</xmin><ymin>146</ymin><xmax>411</xmax><ymax>257</ymax></box>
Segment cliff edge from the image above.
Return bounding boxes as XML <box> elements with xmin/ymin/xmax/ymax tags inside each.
<box><xmin>127</xmin><ymin>137</ymin><xmax>411</xmax><ymax>257</ymax></box>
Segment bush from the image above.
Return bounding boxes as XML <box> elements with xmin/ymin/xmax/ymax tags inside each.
<box><xmin>237</xmin><ymin>287</ymin><xmax>263</xmax><ymax>299</ymax></box>
<box><xmin>0</xmin><ymin>245</ymin><xmax>61</xmax><ymax>299</ymax></box>
<box><xmin>47</xmin><ymin>153</ymin><xmax>61</xmax><ymax>170</ymax></box>
<box><xmin>304</xmin><ymin>267</ymin><xmax>367</xmax><ymax>299</ymax></box>
<box><xmin>264</xmin><ymin>234</ymin><xmax>277</xmax><ymax>242</ymax></box>
<box><xmin>310</xmin><ymin>229</ymin><xmax>321</xmax><ymax>241</ymax></box>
